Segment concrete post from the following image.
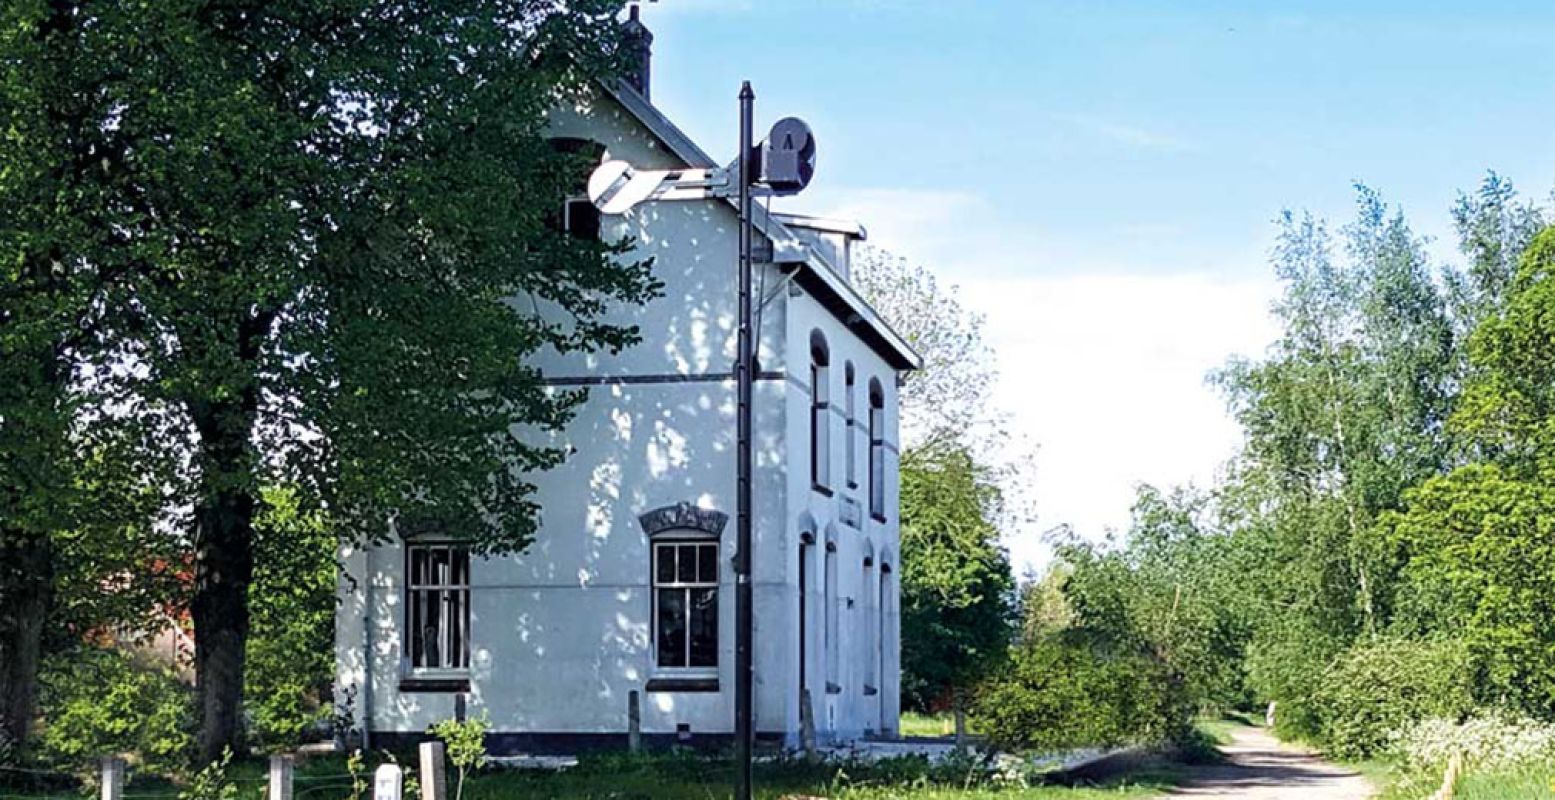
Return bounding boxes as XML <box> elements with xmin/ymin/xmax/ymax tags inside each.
<box><xmin>268</xmin><ymin>755</ymin><xmax>294</xmax><ymax>800</ymax></box>
<box><xmin>417</xmin><ymin>741</ymin><xmax>446</xmax><ymax>800</ymax></box>
<box><xmin>627</xmin><ymin>691</ymin><xmax>642</xmax><ymax>753</ymax></box>
<box><xmin>799</xmin><ymin>691</ymin><xmax>818</xmax><ymax>761</ymax></box>
<box><xmin>373</xmin><ymin>764</ymin><xmax>403</xmax><ymax>800</ymax></box>
<box><xmin>100</xmin><ymin>757</ymin><xmax>125</xmax><ymax>800</ymax></box>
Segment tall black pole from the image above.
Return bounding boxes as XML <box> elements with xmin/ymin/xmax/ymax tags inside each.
<box><xmin>734</xmin><ymin>79</ymin><xmax>756</xmax><ymax>800</ymax></box>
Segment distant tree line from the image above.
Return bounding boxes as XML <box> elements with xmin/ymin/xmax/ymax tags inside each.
<box><xmin>980</xmin><ymin>174</ymin><xmax>1555</xmax><ymax>759</ymax></box>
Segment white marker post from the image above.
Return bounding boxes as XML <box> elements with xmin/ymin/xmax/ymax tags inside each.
<box><xmin>373</xmin><ymin>764</ymin><xmax>403</xmax><ymax>800</ymax></box>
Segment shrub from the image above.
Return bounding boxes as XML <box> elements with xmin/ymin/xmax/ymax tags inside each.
<box><xmin>1393</xmin><ymin>713</ymin><xmax>1555</xmax><ymax>771</ymax></box>
<box><xmin>37</xmin><ymin>647</ymin><xmax>193</xmax><ymax>772</ymax></box>
<box><xmin>246</xmin><ymin>485</ymin><xmax>337</xmax><ymax>750</ymax></box>
<box><xmin>430</xmin><ymin>712</ymin><xmax>489</xmax><ymax>800</ymax></box>
<box><xmin>972</xmin><ymin>631</ymin><xmax>1192</xmax><ymax>752</ymax></box>
<box><xmin>1312</xmin><ymin>636</ymin><xmax>1475</xmax><ymax>759</ymax></box>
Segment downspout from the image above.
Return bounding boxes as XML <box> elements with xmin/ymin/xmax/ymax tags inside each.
<box><xmin>362</xmin><ymin>582</ymin><xmax>373</xmax><ymax>751</ymax></box>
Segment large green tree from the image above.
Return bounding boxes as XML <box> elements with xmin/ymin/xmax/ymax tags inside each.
<box><xmin>2</xmin><ymin>0</ymin><xmax>655</xmax><ymax>762</ymax></box>
<box><xmin>1380</xmin><ymin>228</ymin><xmax>1555</xmax><ymax>718</ymax></box>
<box><xmin>897</xmin><ymin>443</ymin><xmax>1015</xmax><ymax>711</ymax></box>
<box><xmin>1213</xmin><ymin>186</ymin><xmax>1458</xmax><ymax>733</ymax></box>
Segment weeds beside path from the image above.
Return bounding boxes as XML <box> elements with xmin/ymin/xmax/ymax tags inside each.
<box><xmin>1163</xmin><ymin>724</ymin><xmax>1375</xmax><ymax>800</ymax></box>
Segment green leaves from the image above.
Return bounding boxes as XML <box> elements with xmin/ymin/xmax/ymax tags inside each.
<box><xmin>898</xmin><ymin>443</ymin><xmax>1016</xmax><ymax>709</ymax></box>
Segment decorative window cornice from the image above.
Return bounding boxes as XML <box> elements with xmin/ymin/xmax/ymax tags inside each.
<box><xmin>638</xmin><ymin>502</ymin><xmax>729</xmax><ymax>538</ymax></box>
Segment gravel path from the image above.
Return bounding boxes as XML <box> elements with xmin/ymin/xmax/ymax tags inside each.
<box><xmin>1162</xmin><ymin>725</ymin><xmax>1375</xmax><ymax>799</ymax></box>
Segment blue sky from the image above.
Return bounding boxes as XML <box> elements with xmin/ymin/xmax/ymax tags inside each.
<box><xmin>636</xmin><ymin>1</ymin><xmax>1555</xmax><ymax>571</ymax></box>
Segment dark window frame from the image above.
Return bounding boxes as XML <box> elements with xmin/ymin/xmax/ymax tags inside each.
<box><xmin>868</xmin><ymin>379</ymin><xmax>887</xmax><ymax>521</ymax></box>
<box><xmin>810</xmin><ymin>333</ymin><xmax>831</xmax><ymax>493</ymax></box>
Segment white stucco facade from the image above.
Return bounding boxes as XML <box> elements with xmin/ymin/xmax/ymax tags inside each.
<box><xmin>334</xmin><ymin>77</ymin><xmax>917</xmax><ymax>754</ymax></box>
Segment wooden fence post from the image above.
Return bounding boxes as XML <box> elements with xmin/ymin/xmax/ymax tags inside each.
<box><xmin>268</xmin><ymin>755</ymin><xmax>294</xmax><ymax>800</ymax></box>
<box><xmin>100</xmin><ymin>757</ymin><xmax>124</xmax><ymax>800</ymax></box>
<box><xmin>628</xmin><ymin>691</ymin><xmax>642</xmax><ymax>753</ymax></box>
<box><xmin>418</xmin><ymin>741</ymin><xmax>446</xmax><ymax>800</ymax></box>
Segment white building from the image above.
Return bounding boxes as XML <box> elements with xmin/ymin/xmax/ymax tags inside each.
<box><xmin>333</xmin><ymin>19</ymin><xmax>919</xmax><ymax>754</ymax></box>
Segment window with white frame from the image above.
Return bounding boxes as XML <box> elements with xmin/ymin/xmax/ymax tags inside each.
<box><xmin>653</xmin><ymin>539</ymin><xmax>719</xmax><ymax>669</ymax></box>
<box><xmin>546</xmin><ymin>137</ymin><xmax>603</xmax><ymax>241</ymax></box>
<box><xmin>406</xmin><ymin>544</ymin><xmax>470</xmax><ymax>671</ymax></box>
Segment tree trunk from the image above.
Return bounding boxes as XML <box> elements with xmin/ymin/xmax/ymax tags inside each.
<box><xmin>0</xmin><ymin>531</ymin><xmax>53</xmax><ymax>759</ymax></box>
<box><xmin>187</xmin><ymin>311</ymin><xmax>272</xmax><ymax>765</ymax></box>
<box><xmin>188</xmin><ymin>387</ymin><xmax>262</xmax><ymax>763</ymax></box>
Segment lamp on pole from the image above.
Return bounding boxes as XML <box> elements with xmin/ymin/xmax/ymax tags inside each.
<box><xmin>588</xmin><ymin>80</ymin><xmax>816</xmax><ymax>800</ymax></box>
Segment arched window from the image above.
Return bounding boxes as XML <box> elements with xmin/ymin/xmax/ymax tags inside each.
<box><xmin>797</xmin><ymin>515</ymin><xmax>817</xmax><ymax>706</ymax></box>
<box><xmin>868</xmin><ymin>379</ymin><xmax>886</xmax><ymax>520</ymax></box>
<box><xmin>810</xmin><ymin>332</ymin><xmax>831</xmax><ymax>492</ymax></box>
<box><xmin>844</xmin><ymin>362</ymin><xmax>857</xmax><ymax>489</ymax></box>
<box><xmin>546</xmin><ymin>137</ymin><xmax>605</xmax><ymax>241</ymax></box>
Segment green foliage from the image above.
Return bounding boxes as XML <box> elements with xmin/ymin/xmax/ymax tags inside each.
<box><xmin>431</xmin><ymin>713</ymin><xmax>490</xmax><ymax>800</ymax></box>
<box><xmin>2</xmin><ymin>0</ymin><xmax>653</xmax><ymax>760</ymax></box>
<box><xmin>1382</xmin><ymin>465</ymin><xmax>1555</xmax><ymax>717</ymax></box>
<box><xmin>177</xmin><ymin>750</ymin><xmax>237</xmax><ymax>800</ymax></box>
<box><xmin>974</xmin><ymin>630</ymin><xmax>1191</xmax><ymax>752</ymax></box>
<box><xmin>36</xmin><ymin>647</ymin><xmax>192</xmax><ymax>772</ymax></box>
<box><xmin>1311</xmin><ymin>636</ymin><xmax>1475</xmax><ymax>759</ymax></box>
<box><xmin>898</xmin><ymin>443</ymin><xmax>1016</xmax><ymax>710</ymax></box>
<box><xmin>246</xmin><ymin>485</ymin><xmax>337</xmax><ymax>750</ymax></box>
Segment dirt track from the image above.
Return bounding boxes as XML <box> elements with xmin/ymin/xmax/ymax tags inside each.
<box><xmin>1162</xmin><ymin>725</ymin><xmax>1375</xmax><ymax>799</ymax></box>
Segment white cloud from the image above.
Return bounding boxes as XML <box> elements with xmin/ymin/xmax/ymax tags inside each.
<box><xmin>1052</xmin><ymin>113</ymin><xmax>1197</xmax><ymax>153</ymax></box>
<box><xmin>961</xmin><ymin>272</ymin><xmax>1279</xmax><ymax>575</ymax></box>
<box><xmin>807</xmin><ymin>186</ymin><xmax>987</xmax><ymax>267</ymax></box>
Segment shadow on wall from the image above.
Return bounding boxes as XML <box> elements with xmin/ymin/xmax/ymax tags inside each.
<box><xmin>351</xmin><ymin>191</ymin><xmax>793</xmax><ymax>736</ymax></box>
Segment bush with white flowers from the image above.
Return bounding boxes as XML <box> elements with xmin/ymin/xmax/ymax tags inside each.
<box><xmin>1392</xmin><ymin>713</ymin><xmax>1555</xmax><ymax>770</ymax></box>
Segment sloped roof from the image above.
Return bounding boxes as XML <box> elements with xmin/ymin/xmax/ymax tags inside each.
<box><xmin>600</xmin><ymin>80</ymin><xmax>921</xmax><ymax>372</ymax></box>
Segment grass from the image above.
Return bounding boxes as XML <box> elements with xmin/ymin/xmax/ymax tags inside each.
<box><xmin>456</xmin><ymin>750</ymin><xmax>1177</xmax><ymax>799</ymax></box>
<box><xmin>0</xmin><ymin>749</ymin><xmax>1182</xmax><ymax>800</ymax></box>
<box><xmin>900</xmin><ymin>712</ymin><xmax>958</xmax><ymax>739</ymax></box>
<box><xmin>1369</xmin><ymin>760</ymin><xmax>1555</xmax><ymax>800</ymax></box>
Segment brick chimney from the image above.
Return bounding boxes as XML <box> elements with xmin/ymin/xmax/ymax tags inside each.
<box><xmin>623</xmin><ymin>5</ymin><xmax>653</xmax><ymax>100</ymax></box>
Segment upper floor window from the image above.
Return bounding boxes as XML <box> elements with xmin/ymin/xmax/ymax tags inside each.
<box><xmin>869</xmin><ymin>378</ymin><xmax>886</xmax><ymax>521</ymax></box>
<box><xmin>810</xmin><ymin>332</ymin><xmax>831</xmax><ymax>492</ymax></box>
<box><xmin>844</xmin><ymin>363</ymin><xmax>858</xmax><ymax>489</ymax></box>
<box><xmin>653</xmin><ymin>537</ymin><xmax>719</xmax><ymax>669</ymax></box>
<box><xmin>546</xmin><ymin>137</ymin><xmax>604</xmax><ymax>241</ymax></box>
<box><xmin>406</xmin><ymin>543</ymin><xmax>470</xmax><ymax>671</ymax></box>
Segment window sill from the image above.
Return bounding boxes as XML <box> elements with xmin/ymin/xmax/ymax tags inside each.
<box><xmin>399</xmin><ymin>676</ymin><xmax>470</xmax><ymax>693</ymax></box>
<box><xmin>863</xmin><ymin>685</ymin><xmax>879</xmax><ymax>697</ymax></box>
<box><xmin>870</xmin><ymin>513</ymin><xmax>887</xmax><ymax>524</ymax></box>
<box><xmin>811</xmin><ymin>484</ymin><xmax>834</xmax><ymax>498</ymax></box>
<box><xmin>825</xmin><ymin>682</ymin><xmax>841</xmax><ymax>695</ymax></box>
<box><xmin>645</xmin><ymin>676</ymin><xmax>720</xmax><ymax>693</ymax></box>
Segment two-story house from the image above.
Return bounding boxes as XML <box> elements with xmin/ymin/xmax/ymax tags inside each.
<box><xmin>333</xmin><ymin>15</ymin><xmax>919</xmax><ymax>753</ymax></box>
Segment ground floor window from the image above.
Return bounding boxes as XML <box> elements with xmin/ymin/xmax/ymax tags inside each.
<box><xmin>406</xmin><ymin>544</ymin><xmax>470</xmax><ymax>670</ymax></box>
<box><xmin>654</xmin><ymin>540</ymin><xmax>719</xmax><ymax>669</ymax></box>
